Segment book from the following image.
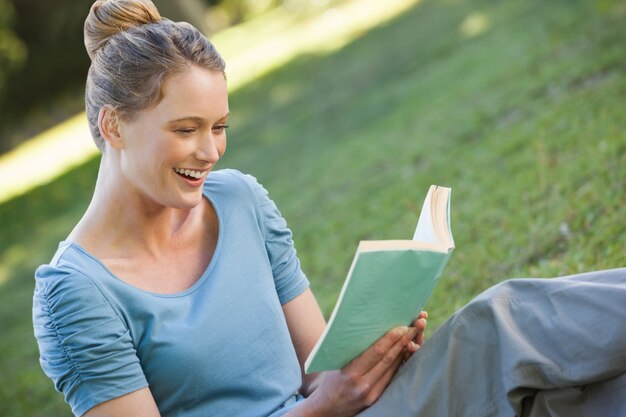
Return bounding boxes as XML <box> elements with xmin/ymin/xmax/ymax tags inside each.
<box><xmin>304</xmin><ymin>185</ymin><xmax>454</xmax><ymax>373</ymax></box>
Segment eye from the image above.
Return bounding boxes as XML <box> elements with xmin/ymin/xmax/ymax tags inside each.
<box><xmin>212</xmin><ymin>124</ymin><xmax>230</xmax><ymax>133</ymax></box>
<box><xmin>175</xmin><ymin>128</ymin><xmax>196</xmax><ymax>136</ymax></box>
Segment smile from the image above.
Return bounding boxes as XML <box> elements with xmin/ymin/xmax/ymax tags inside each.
<box><xmin>173</xmin><ymin>167</ymin><xmax>205</xmax><ymax>179</ymax></box>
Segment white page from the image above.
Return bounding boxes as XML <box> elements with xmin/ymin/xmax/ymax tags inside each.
<box><xmin>413</xmin><ymin>186</ymin><xmax>438</xmax><ymax>244</ymax></box>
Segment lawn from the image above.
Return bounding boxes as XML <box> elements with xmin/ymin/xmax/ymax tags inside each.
<box><xmin>1</xmin><ymin>0</ymin><xmax>625</xmax><ymax>414</ymax></box>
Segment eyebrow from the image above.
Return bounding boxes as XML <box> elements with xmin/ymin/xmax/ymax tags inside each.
<box><xmin>167</xmin><ymin>112</ymin><xmax>230</xmax><ymax>124</ymax></box>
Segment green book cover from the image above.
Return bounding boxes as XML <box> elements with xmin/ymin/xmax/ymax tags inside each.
<box><xmin>304</xmin><ymin>185</ymin><xmax>454</xmax><ymax>373</ymax></box>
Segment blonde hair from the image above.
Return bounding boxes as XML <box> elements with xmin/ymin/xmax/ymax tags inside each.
<box><xmin>84</xmin><ymin>0</ymin><xmax>226</xmax><ymax>151</ymax></box>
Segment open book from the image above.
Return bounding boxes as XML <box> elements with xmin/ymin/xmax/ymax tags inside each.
<box><xmin>304</xmin><ymin>185</ymin><xmax>454</xmax><ymax>373</ymax></box>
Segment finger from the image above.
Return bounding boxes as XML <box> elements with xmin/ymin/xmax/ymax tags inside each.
<box><xmin>367</xmin><ymin>347</ymin><xmax>406</xmax><ymax>404</ymax></box>
<box><xmin>344</xmin><ymin>326</ymin><xmax>411</xmax><ymax>375</ymax></box>
<box><xmin>411</xmin><ymin>316</ymin><xmax>427</xmax><ymax>330</ymax></box>
<box><xmin>364</xmin><ymin>326</ymin><xmax>417</xmax><ymax>382</ymax></box>
<box><xmin>412</xmin><ymin>311</ymin><xmax>427</xmax><ymax>323</ymax></box>
<box><xmin>414</xmin><ymin>311</ymin><xmax>428</xmax><ymax>320</ymax></box>
<box><xmin>406</xmin><ymin>315</ymin><xmax>428</xmax><ymax>359</ymax></box>
<box><xmin>403</xmin><ymin>341</ymin><xmax>420</xmax><ymax>362</ymax></box>
<box><xmin>410</xmin><ymin>314</ymin><xmax>427</xmax><ymax>345</ymax></box>
<box><xmin>413</xmin><ymin>318</ymin><xmax>427</xmax><ymax>331</ymax></box>
<box><xmin>414</xmin><ymin>318</ymin><xmax>427</xmax><ymax>346</ymax></box>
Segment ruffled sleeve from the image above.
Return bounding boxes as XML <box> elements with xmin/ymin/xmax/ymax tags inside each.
<box><xmin>241</xmin><ymin>173</ymin><xmax>310</xmax><ymax>304</ymax></box>
<box><xmin>33</xmin><ymin>266</ymin><xmax>148</xmax><ymax>416</ymax></box>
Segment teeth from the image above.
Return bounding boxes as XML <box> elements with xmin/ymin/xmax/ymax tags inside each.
<box><xmin>174</xmin><ymin>168</ymin><xmax>203</xmax><ymax>179</ymax></box>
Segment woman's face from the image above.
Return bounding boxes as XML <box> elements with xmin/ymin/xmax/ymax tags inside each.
<box><xmin>117</xmin><ymin>66</ymin><xmax>229</xmax><ymax>210</ymax></box>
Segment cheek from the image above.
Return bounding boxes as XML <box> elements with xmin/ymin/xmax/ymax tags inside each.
<box><xmin>149</xmin><ymin>137</ymin><xmax>185</xmax><ymax>163</ymax></box>
<box><xmin>218</xmin><ymin>136</ymin><xmax>227</xmax><ymax>157</ymax></box>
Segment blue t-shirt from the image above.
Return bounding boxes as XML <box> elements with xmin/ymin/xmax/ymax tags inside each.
<box><xmin>33</xmin><ymin>169</ymin><xmax>310</xmax><ymax>417</ymax></box>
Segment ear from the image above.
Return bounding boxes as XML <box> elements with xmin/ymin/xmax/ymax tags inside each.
<box><xmin>98</xmin><ymin>105</ymin><xmax>124</xmax><ymax>150</ymax></box>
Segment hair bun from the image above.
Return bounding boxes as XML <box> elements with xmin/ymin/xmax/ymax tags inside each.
<box><xmin>84</xmin><ymin>0</ymin><xmax>161</xmax><ymax>59</ymax></box>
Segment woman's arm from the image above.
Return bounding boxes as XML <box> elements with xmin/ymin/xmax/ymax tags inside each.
<box><xmin>282</xmin><ymin>288</ymin><xmax>327</xmax><ymax>396</ymax></box>
<box><xmin>83</xmin><ymin>387</ymin><xmax>161</xmax><ymax>417</ymax></box>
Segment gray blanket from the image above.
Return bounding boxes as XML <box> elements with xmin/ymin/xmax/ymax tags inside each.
<box><xmin>358</xmin><ymin>268</ymin><xmax>626</xmax><ymax>417</ymax></box>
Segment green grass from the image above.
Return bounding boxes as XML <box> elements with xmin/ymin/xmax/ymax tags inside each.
<box><xmin>1</xmin><ymin>0</ymin><xmax>625</xmax><ymax>414</ymax></box>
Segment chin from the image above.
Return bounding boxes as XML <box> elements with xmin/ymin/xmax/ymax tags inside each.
<box><xmin>168</xmin><ymin>192</ymin><xmax>204</xmax><ymax>210</ymax></box>
<box><xmin>179</xmin><ymin>197</ymin><xmax>204</xmax><ymax>210</ymax></box>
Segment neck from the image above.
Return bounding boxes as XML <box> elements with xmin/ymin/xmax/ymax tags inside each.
<box><xmin>70</xmin><ymin>153</ymin><xmax>201</xmax><ymax>257</ymax></box>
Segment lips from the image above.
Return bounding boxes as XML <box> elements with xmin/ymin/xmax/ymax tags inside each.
<box><xmin>173</xmin><ymin>167</ymin><xmax>207</xmax><ymax>187</ymax></box>
<box><xmin>173</xmin><ymin>167</ymin><xmax>204</xmax><ymax>179</ymax></box>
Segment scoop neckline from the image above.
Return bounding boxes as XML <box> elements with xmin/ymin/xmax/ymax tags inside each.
<box><xmin>60</xmin><ymin>189</ymin><xmax>224</xmax><ymax>298</ymax></box>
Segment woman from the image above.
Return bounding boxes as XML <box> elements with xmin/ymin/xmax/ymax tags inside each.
<box><xmin>33</xmin><ymin>1</ymin><xmax>626</xmax><ymax>416</ymax></box>
<box><xmin>32</xmin><ymin>1</ymin><xmax>426</xmax><ymax>416</ymax></box>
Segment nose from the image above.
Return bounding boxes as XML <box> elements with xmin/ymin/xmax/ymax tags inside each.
<box><xmin>194</xmin><ymin>133</ymin><xmax>223</xmax><ymax>164</ymax></box>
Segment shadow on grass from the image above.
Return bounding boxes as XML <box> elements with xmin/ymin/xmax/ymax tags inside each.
<box><xmin>0</xmin><ymin>156</ymin><xmax>99</xmax><ymax>416</ymax></box>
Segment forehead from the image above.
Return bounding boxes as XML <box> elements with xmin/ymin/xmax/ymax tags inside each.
<box><xmin>151</xmin><ymin>66</ymin><xmax>229</xmax><ymax>120</ymax></box>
